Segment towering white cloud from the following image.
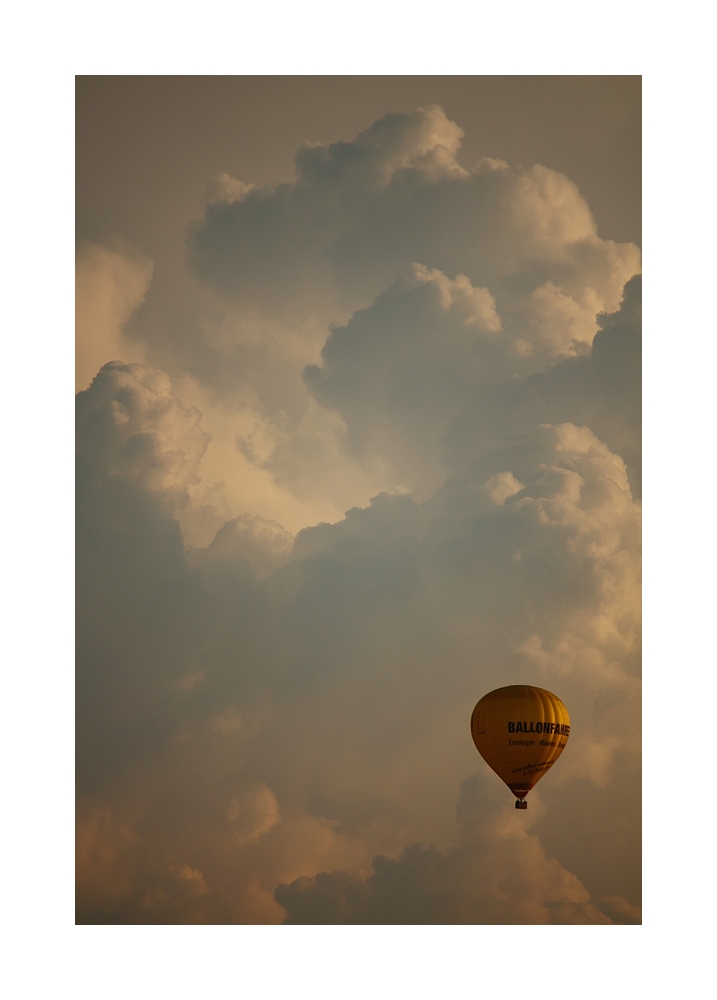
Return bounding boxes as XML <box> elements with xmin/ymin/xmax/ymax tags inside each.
<box><xmin>183</xmin><ymin>105</ymin><xmax>639</xmax><ymax>520</ymax></box>
<box><xmin>189</xmin><ymin>104</ymin><xmax>638</xmax><ymax>338</ymax></box>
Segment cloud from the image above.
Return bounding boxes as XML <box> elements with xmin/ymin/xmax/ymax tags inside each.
<box><xmin>76</xmin><ymin>105</ymin><xmax>641</xmax><ymax>924</ymax></box>
<box><xmin>443</xmin><ymin>273</ymin><xmax>642</xmax><ymax>497</ymax></box>
<box><xmin>188</xmin><ymin>104</ymin><xmax>638</xmax><ymax>340</ymax></box>
<box><xmin>272</xmin><ymin>419</ymin><xmax>641</xmax><ymax>792</ymax></box>
<box><xmin>171</xmin><ymin>105</ymin><xmax>640</xmax><ymax>528</ymax></box>
<box><xmin>76</xmin><ymin>242</ymin><xmax>153</xmax><ymax>392</ymax></box>
<box><xmin>303</xmin><ymin>268</ymin><xmax>641</xmax><ymax>499</ymax></box>
<box><xmin>275</xmin><ymin>776</ymin><xmax>614</xmax><ymax>924</ymax></box>
<box><xmin>195</xmin><ymin>513</ymin><xmax>293</xmax><ymax>578</ymax></box>
<box><xmin>76</xmin><ymin>800</ymin><xmax>235</xmax><ymax>925</ymax></box>
<box><xmin>76</xmin><ymin>359</ymin><xmax>640</xmax><ymax>921</ymax></box>
<box><xmin>76</xmin><ymin>361</ymin><xmax>210</xmax><ymax>500</ymax></box>
<box><xmin>172</xmin><ymin>105</ymin><xmax>641</xmax><ymax>532</ymax></box>
<box><xmin>76</xmin><ymin>362</ymin><xmax>213</xmax><ymax>797</ymax></box>
<box><xmin>599</xmin><ymin>894</ymin><xmax>642</xmax><ymax>925</ymax></box>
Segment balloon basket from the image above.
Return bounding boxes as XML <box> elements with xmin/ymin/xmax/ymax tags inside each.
<box><xmin>515</xmin><ymin>799</ymin><xmax>528</xmax><ymax>810</ymax></box>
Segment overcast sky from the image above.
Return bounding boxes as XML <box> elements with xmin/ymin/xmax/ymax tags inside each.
<box><xmin>76</xmin><ymin>77</ymin><xmax>641</xmax><ymax>924</ymax></box>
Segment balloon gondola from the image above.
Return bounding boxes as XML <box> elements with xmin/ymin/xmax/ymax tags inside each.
<box><xmin>470</xmin><ymin>685</ymin><xmax>570</xmax><ymax>808</ymax></box>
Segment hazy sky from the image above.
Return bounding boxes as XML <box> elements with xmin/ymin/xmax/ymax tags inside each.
<box><xmin>76</xmin><ymin>77</ymin><xmax>641</xmax><ymax>924</ymax></box>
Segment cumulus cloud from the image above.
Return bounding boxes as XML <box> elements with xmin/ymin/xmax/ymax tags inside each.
<box><xmin>76</xmin><ymin>797</ymin><xmax>235</xmax><ymax>924</ymax></box>
<box><xmin>76</xmin><ymin>105</ymin><xmax>641</xmax><ymax>924</ymax></box>
<box><xmin>76</xmin><ymin>361</ymin><xmax>210</xmax><ymax>500</ymax></box>
<box><xmin>76</xmin><ymin>242</ymin><xmax>153</xmax><ymax>392</ymax></box>
<box><xmin>271</xmin><ymin>419</ymin><xmax>641</xmax><ymax>795</ymax></box>
<box><xmin>303</xmin><ymin>268</ymin><xmax>641</xmax><ymax>499</ymax></box>
<box><xmin>276</xmin><ymin>776</ymin><xmax>614</xmax><ymax>924</ymax></box>
<box><xmin>599</xmin><ymin>894</ymin><xmax>642</xmax><ymax>925</ymax></box>
<box><xmin>76</xmin><ymin>365</ymin><xmax>640</xmax><ymax>922</ymax></box>
<box><xmin>188</xmin><ymin>104</ymin><xmax>638</xmax><ymax>341</ymax></box>
<box><xmin>443</xmin><ymin>273</ymin><xmax>642</xmax><ymax>498</ymax></box>
<box><xmin>182</xmin><ymin>107</ymin><xmax>639</xmax><ymax>514</ymax></box>
<box><xmin>197</xmin><ymin>514</ymin><xmax>293</xmax><ymax>578</ymax></box>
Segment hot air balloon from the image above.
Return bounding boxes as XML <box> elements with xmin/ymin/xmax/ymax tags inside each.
<box><xmin>470</xmin><ymin>685</ymin><xmax>570</xmax><ymax>809</ymax></box>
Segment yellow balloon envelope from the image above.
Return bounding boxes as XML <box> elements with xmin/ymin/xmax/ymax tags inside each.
<box><xmin>470</xmin><ymin>685</ymin><xmax>570</xmax><ymax>809</ymax></box>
